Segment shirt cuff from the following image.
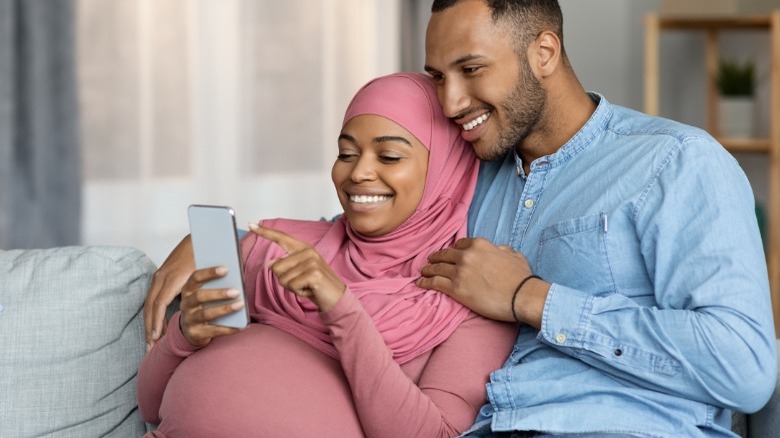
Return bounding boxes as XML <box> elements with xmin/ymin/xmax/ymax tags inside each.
<box><xmin>318</xmin><ymin>287</ymin><xmax>356</xmax><ymax>325</ymax></box>
<box><xmin>538</xmin><ymin>283</ymin><xmax>594</xmax><ymax>351</ymax></box>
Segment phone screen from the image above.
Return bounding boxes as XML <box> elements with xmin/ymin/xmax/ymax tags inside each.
<box><xmin>187</xmin><ymin>204</ymin><xmax>249</xmax><ymax>329</ymax></box>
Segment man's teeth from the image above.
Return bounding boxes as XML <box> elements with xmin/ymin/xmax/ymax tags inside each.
<box><xmin>350</xmin><ymin>195</ymin><xmax>391</xmax><ymax>204</ymax></box>
<box><xmin>462</xmin><ymin>112</ymin><xmax>490</xmax><ymax>131</ymax></box>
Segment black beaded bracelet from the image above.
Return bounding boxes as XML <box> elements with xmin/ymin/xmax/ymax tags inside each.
<box><xmin>511</xmin><ymin>274</ymin><xmax>542</xmax><ymax>324</ymax></box>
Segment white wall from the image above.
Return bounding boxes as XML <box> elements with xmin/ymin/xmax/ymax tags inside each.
<box><xmin>560</xmin><ymin>0</ymin><xmax>656</xmax><ymax>109</ymax></box>
<box><xmin>561</xmin><ymin>0</ymin><xmax>770</xmax><ymax>209</ymax></box>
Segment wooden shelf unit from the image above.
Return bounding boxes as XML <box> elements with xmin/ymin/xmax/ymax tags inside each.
<box><xmin>644</xmin><ymin>11</ymin><xmax>780</xmax><ymax>332</ymax></box>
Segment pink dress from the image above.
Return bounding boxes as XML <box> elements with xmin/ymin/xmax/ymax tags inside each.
<box><xmin>137</xmin><ymin>289</ymin><xmax>516</xmax><ymax>437</ymax></box>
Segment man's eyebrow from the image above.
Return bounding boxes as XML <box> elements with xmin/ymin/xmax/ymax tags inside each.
<box><xmin>424</xmin><ymin>54</ymin><xmax>485</xmax><ymax>72</ymax></box>
<box><xmin>375</xmin><ymin>135</ymin><xmax>412</xmax><ymax>146</ymax></box>
<box><xmin>452</xmin><ymin>54</ymin><xmax>485</xmax><ymax>66</ymax></box>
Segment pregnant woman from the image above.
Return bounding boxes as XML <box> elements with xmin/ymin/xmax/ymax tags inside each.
<box><xmin>137</xmin><ymin>72</ymin><xmax>516</xmax><ymax>437</ymax></box>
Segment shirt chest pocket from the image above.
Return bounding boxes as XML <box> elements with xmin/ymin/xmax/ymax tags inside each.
<box><xmin>536</xmin><ymin>213</ymin><xmax>616</xmax><ymax>295</ymax></box>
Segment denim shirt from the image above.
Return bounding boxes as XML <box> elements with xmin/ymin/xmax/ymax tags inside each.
<box><xmin>466</xmin><ymin>94</ymin><xmax>777</xmax><ymax>437</ymax></box>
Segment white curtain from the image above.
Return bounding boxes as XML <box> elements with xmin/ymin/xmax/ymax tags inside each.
<box><xmin>77</xmin><ymin>0</ymin><xmax>401</xmax><ymax>265</ymax></box>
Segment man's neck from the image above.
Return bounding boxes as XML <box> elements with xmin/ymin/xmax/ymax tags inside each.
<box><xmin>518</xmin><ymin>84</ymin><xmax>597</xmax><ymax>172</ymax></box>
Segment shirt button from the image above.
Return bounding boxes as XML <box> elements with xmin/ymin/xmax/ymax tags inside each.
<box><xmin>516</xmin><ymin>164</ymin><xmax>522</xmax><ymax>176</ymax></box>
<box><xmin>555</xmin><ymin>333</ymin><xmax>566</xmax><ymax>344</ymax></box>
<box><xmin>524</xmin><ymin>199</ymin><xmax>534</xmax><ymax>208</ymax></box>
<box><xmin>614</xmin><ymin>349</ymin><xmax>623</xmax><ymax>356</ymax></box>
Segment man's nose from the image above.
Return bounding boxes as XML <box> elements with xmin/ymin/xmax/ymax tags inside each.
<box><xmin>438</xmin><ymin>79</ymin><xmax>470</xmax><ymax>119</ymax></box>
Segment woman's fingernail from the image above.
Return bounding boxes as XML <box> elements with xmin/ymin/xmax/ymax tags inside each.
<box><xmin>152</xmin><ymin>329</ymin><xmax>158</xmax><ymax>340</ymax></box>
<box><xmin>215</xmin><ymin>266</ymin><xmax>228</xmax><ymax>275</ymax></box>
<box><xmin>146</xmin><ymin>343</ymin><xmax>152</xmax><ymax>352</ymax></box>
<box><xmin>248</xmin><ymin>222</ymin><xmax>259</xmax><ymax>230</ymax></box>
<box><xmin>230</xmin><ymin>301</ymin><xmax>244</xmax><ymax>310</ymax></box>
<box><xmin>226</xmin><ymin>288</ymin><xmax>239</xmax><ymax>298</ymax></box>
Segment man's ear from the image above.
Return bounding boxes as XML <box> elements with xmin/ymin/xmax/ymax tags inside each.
<box><xmin>527</xmin><ymin>30</ymin><xmax>561</xmax><ymax>80</ymax></box>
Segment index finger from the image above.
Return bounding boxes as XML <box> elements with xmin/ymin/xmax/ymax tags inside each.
<box><xmin>248</xmin><ymin>223</ymin><xmax>307</xmax><ymax>253</ymax></box>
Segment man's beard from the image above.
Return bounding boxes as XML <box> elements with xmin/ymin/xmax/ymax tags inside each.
<box><xmin>482</xmin><ymin>57</ymin><xmax>546</xmax><ymax>162</ymax></box>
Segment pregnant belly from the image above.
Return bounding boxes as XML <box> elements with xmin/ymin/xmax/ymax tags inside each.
<box><xmin>156</xmin><ymin>323</ymin><xmax>365</xmax><ymax>437</ymax></box>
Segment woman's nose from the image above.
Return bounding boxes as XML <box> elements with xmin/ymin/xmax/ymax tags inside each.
<box><xmin>350</xmin><ymin>156</ymin><xmax>376</xmax><ymax>182</ymax></box>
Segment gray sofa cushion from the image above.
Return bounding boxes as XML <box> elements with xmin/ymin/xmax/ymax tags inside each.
<box><xmin>0</xmin><ymin>246</ymin><xmax>156</xmax><ymax>437</ymax></box>
<box><xmin>732</xmin><ymin>410</ymin><xmax>747</xmax><ymax>438</ymax></box>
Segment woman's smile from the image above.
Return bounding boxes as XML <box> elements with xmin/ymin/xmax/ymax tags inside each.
<box><xmin>346</xmin><ymin>193</ymin><xmax>393</xmax><ymax>213</ymax></box>
<box><xmin>349</xmin><ymin>194</ymin><xmax>392</xmax><ymax>204</ymax></box>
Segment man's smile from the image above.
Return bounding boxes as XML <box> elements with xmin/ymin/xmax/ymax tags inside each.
<box><xmin>462</xmin><ymin>111</ymin><xmax>490</xmax><ymax>131</ymax></box>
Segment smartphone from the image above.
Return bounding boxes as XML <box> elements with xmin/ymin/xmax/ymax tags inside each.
<box><xmin>187</xmin><ymin>204</ymin><xmax>249</xmax><ymax>329</ymax></box>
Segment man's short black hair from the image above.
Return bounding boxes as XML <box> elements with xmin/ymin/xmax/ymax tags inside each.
<box><xmin>431</xmin><ymin>0</ymin><xmax>564</xmax><ymax>54</ymax></box>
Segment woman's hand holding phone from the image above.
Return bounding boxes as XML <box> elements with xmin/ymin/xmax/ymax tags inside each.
<box><xmin>144</xmin><ymin>234</ymin><xmax>196</xmax><ymax>352</ymax></box>
<box><xmin>179</xmin><ymin>266</ymin><xmax>244</xmax><ymax>348</ymax></box>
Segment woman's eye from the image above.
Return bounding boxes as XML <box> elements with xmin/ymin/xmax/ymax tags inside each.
<box><xmin>337</xmin><ymin>153</ymin><xmax>357</xmax><ymax>161</ymax></box>
<box><xmin>379</xmin><ymin>155</ymin><xmax>402</xmax><ymax>163</ymax></box>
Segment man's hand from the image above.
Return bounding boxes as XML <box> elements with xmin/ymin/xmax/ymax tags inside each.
<box><xmin>144</xmin><ymin>235</ymin><xmax>195</xmax><ymax>351</ymax></box>
<box><xmin>250</xmin><ymin>223</ymin><xmax>346</xmax><ymax>312</ymax></box>
<box><xmin>179</xmin><ymin>266</ymin><xmax>243</xmax><ymax>348</ymax></box>
<box><xmin>417</xmin><ymin>237</ymin><xmax>549</xmax><ymax>328</ymax></box>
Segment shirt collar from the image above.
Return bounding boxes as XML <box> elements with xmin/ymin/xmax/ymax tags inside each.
<box><xmin>515</xmin><ymin>92</ymin><xmax>612</xmax><ymax>177</ymax></box>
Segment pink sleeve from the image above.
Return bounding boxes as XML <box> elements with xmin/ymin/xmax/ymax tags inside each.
<box><xmin>239</xmin><ymin>229</ymin><xmax>257</xmax><ymax>265</ymax></box>
<box><xmin>320</xmin><ymin>289</ymin><xmax>517</xmax><ymax>438</ymax></box>
<box><xmin>136</xmin><ymin>312</ymin><xmax>202</xmax><ymax>423</ymax></box>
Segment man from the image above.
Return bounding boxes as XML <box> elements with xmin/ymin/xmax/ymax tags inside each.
<box><xmin>416</xmin><ymin>0</ymin><xmax>776</xmax><ymax>437</ymax></box>
<box><xmin>144</xmin><ymin>1</ymin><xmax>776</xmax><ymax>436</ymax></box>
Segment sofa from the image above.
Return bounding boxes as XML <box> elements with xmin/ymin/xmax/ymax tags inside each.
<box><xmin>0</xmin><ymin>245</ymin><xmax>778</xmax><ymax>437</ymax></box>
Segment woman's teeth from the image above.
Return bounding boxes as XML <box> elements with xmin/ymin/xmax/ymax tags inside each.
<box><xmin>463</xmin><ymin>112</ymin><xmax>490</xmax><ymax>131</ymax></box>
<box><xmin>350</xmin><ymin>195</ymin><xmax>391</xmax><ymax>204</ymax></box>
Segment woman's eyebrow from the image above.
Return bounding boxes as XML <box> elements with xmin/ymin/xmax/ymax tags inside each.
<box><xmin>374</xmin><ymin>135</ymin><xmax>412</xmax><ymax>146</ymax></box>
<box><xmin>339</xmin><ymin>133</ymin><xmax>412</xmax><ymax>147</ymax></box>
<box><xmin>338</xmin><ymin>133</ymin><xmax>356</xmax><ymax>142</ymax></box>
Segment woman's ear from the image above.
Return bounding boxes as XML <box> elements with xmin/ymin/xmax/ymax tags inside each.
<box><xmin>527</xmin><ymin>30</ymin><xmax>562</xmax><ymax>80</ymax></box>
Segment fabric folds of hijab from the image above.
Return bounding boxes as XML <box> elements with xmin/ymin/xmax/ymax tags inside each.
<box><xmin>241</xmin><ymin>72</ymin><xmax>478</xmax><ymax>364</ymax></box>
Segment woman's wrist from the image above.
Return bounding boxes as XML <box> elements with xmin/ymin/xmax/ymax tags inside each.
<box><xmin>314</xmin><ymin>285</ymin><xmax>346</xmax><ymax>313</ymax></box>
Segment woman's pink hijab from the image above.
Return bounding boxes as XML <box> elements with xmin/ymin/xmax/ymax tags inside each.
<box><xmin>241</xmin><ymin>72</ymin><xmax>478</xmax><ymax>364</ymax></box>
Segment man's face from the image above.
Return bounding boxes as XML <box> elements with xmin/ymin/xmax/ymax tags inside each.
<box><xmin>425</xmin><ymin>0</ymin><xmax>546</xmax><ymax>161</ymax></box>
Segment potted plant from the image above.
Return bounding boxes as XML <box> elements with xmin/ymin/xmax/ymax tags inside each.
<box><xmin>716</xmin><ymin>58</ymin><xmax>755</xmax><ymax>138</ymax></box>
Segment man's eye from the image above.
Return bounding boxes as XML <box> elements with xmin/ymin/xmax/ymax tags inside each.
<box><xmin>428</xmin><ymin>72</ymin><xmax>444</xmax><ymax>82</ymax></box>
<box><xmin>463</xmin><ymin>66</ymin><xmax>481</xmax><ymax>74</ymax></box>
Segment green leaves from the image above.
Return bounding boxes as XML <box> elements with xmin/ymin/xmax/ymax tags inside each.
<box><xmin>717</xmin><ymin>59</ymin><xmax>755</xmax><ymax>96</ymax></box>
